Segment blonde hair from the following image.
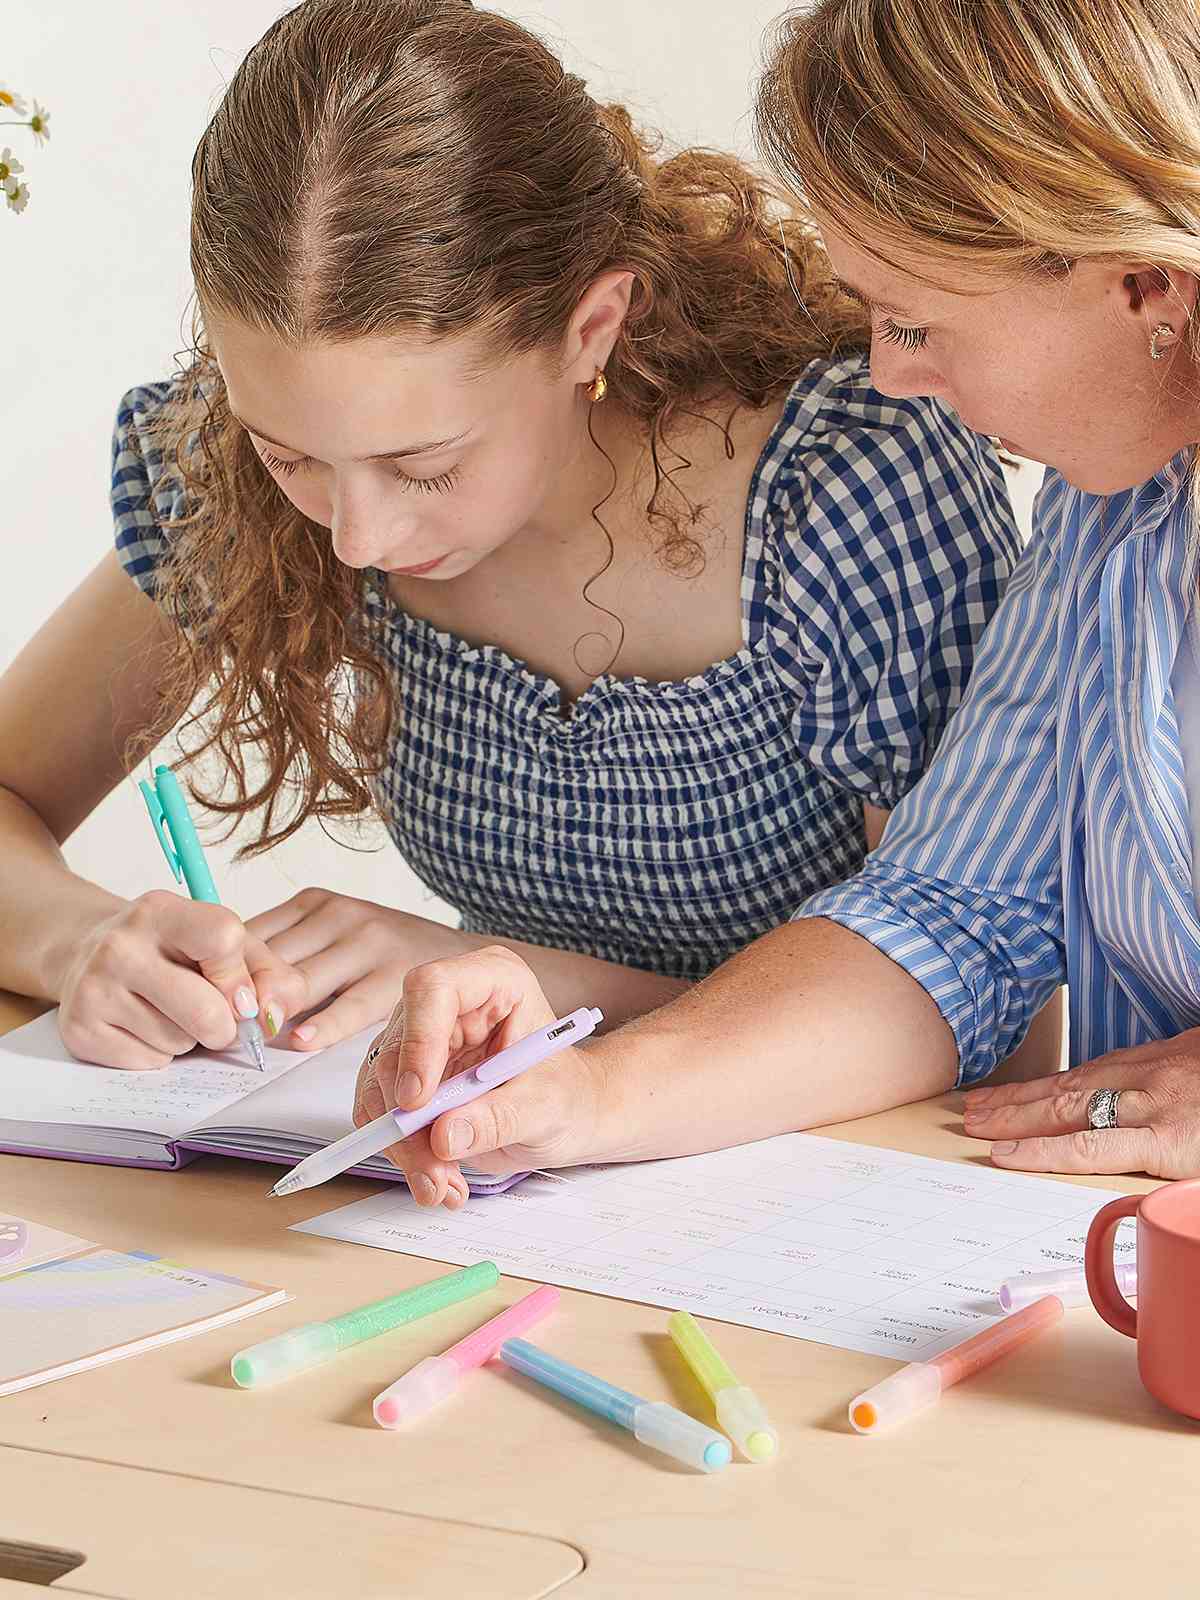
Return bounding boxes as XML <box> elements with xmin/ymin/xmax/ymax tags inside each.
<box><xmin>139</xmin><ymin>0</ymin><xmax>869</xmax><ymax>853</ymax></box>
<box><xmin>756</xmin><ymin>0</ymin><xmax>1200</xmax><ymax>462</ymax></box>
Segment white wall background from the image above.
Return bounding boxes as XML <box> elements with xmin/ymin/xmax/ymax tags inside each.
<box><xmin>1</xmin><ymin>1</ymin><xmax>1039</xmax><ymax>929</ymax></box>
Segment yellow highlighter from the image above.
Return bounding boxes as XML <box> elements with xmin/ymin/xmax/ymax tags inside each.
<box><xmin>667</xmin><ymin>1310</ymin><xmax>779</xmax><ymax>1463</ymax></box>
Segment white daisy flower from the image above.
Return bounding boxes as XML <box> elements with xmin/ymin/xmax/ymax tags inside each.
<box><xmin>0</xmin><ymin>148</ymin><xmax>23</xmax><ymax>188</ymax></box>
<box><xmin>0</xmin><ymin>86</ymin><xmax>28</xmax><ymax>117</ymax></box>
<box><xmin>28</xmin><ymin>102</ymin><xmax>50</xmax><ymax>145</ymax></box>
<box><xmin>6</xmin><ymin>181</ymin><xmax>30</xmax><ymax>215</ymax></box>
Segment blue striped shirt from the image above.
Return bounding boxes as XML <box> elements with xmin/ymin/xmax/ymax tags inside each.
<box><xmin>799</xmin><ymin>450</ymin><xmax>1199</xmax><ymax>1083</ymax></box>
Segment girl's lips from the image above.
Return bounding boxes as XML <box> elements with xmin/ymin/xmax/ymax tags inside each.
<box><xmin>388</xmin><ymin>555</ymin><xmax>444</xmax><ymax>576</ymax></box>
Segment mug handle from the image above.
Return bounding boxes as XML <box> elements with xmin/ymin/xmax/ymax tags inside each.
<box><xmin>1085</xmin><ymin>1194</ymin><xmax>1139</xmax><ymax>1338</ymax></box>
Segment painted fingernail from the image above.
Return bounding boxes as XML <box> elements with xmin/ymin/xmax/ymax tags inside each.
<box><xmin>446</xmin><ymin>1120</ymin><xmax>473</xmax><ymax>1157</ymax></box>
<box><xmin>293</xmin><ymin>1023</ymin><xmax>316</xmax><ymax>1044</ymax></box>
<box><xmin>414</xmin><ymin>1174</ymin><xmax>437</xmax><ymax>1204</ymax></box>
<box><xmin>396</xmin><ymin>1071</ymin><xmax>421</xmax><ymax>1106</ymax></box>
<box><xmin>263</xmin><ymin>1004</ymin><xmax>281</xmax><ymax>1038</ymax></box>
<box><xmin>234</xmin><ymin>987</ymin><xmax>259</xmax><ymax>1019</ymax></box>
<box><xmin>991</xmin><ymin>1141</ymin><xmax>1019</xmax><ymax>1155</ymax></box>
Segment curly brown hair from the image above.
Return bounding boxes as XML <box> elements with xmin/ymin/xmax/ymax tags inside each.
<box><xmin>139</xmin><ymin>0</ymin><xmax>870</xmax><ymax>854</ymax></box>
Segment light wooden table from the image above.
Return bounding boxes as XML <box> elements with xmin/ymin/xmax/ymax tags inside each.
<box><xmin>2</xmin><ymin>991</ymin><xmax>1197</xmax><ymax>1599</ymax></box>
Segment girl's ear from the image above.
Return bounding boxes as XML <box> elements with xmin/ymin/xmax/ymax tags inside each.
<box><xmin>562</xmin><ymin>269</ymin><xmax>636</xmax><ymax>385</ymax></box>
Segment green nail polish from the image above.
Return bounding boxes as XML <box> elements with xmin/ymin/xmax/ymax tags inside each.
<box><xmin>263</xmin><ymin>1005</ymin><xmax>281</xmax><ymax>1037</ymax></box>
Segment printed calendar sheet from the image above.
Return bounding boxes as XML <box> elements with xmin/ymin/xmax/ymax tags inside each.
<box><xmin>293</xmin><ymin>1133</ymin><xmax>1134</xmax><ymax>1361</ymax></box>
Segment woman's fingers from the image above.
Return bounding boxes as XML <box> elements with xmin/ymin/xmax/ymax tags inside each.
<box><xmin>964</xmin><ymin>1086</ymin><xmax>1152</xmax><ymax>1141</ymax></box>
<box><xmin>397</xmin><ymin>948</ymin><xmax>557</xmax><ymax>1105</ymax></box>
<box><xmin>964</xmin><ymin>1071</ymin><xmax>1077</xmax><ymax>1111</ymax></box>
<box><xmin>988</xmin><ymin>1126</ymin><xmax>1160</xmax><ymax>1175</ymax></box>
<box><xmin>352</xmin><ymin>1028</ymin><xmax>465</xmax><ymax>1208</ymax></box>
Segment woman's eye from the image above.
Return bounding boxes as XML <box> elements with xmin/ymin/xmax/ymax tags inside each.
<box><xmin>259</xmin><ymin>450</ymin><xmax>310</xmax><ymax>478</ymax></box>
<box><xmin>394</xmin><ymin>467</ymin><xmax>460</xmax><ymax>496</ymax></box>
<box><xmin>876</xmin><ymin>318</ymin><xmax>929</xmax><ymax>352</ymax></box>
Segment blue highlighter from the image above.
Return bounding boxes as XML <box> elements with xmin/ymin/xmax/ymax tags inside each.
<box><xmin>498</xmin><ymin>1338</ymin><xmax>731</xmax><ymax>1472</ymax></box>
<box><xmin>139</xmin><ymin>764</ymin><xmax>267</xmax><ymax>1070</ymax></box>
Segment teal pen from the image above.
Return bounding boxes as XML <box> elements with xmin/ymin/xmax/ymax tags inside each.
<box><xmin>139</xmin><ymin>763</ymin><xmax>267</xmax><ymax>1070</ymax></box>
<box><xmin>499</xmin><ymin>1338</ymin><xmax>731</xmax><ymax>1473</ymax></box>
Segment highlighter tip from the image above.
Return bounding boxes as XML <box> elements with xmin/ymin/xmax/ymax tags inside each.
<box><xmin>850</xmin><ymin>1401</ymin><xmax>877</xmax><ymax>1433</ymax></box>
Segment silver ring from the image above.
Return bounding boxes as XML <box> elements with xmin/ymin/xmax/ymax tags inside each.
<box><xmin>1087</xmin><ymin>1088</ymin><xmax>1122</xmax><ymax>1130</ymax></box>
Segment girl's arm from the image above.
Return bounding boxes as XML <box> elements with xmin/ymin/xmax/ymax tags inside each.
<box><xmin>0</xmin><ymin>552</ymin><xmax>179</xmax><ymax>997</ymax></box>
<box><xmin>0</xmin><ymin>552</ymin><xmax>305</xmax><ymax>1064</ymax></box>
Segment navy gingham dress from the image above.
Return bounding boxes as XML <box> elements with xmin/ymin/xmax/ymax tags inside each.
<box><xmin>112</xmin><ymin>356</ymin><xmax>1020</xmax><ymax>981</ymax></box>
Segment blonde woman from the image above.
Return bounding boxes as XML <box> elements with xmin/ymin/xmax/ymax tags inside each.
<box><xmin>361</xmin><ymin>0</ymin><xmax>1200</xmax><ymax>1199</ymax></box>
<box><xmin>0</xmin><ymin>0</ymin><xmax>1034</xmax><ymax>1203</ymax></box>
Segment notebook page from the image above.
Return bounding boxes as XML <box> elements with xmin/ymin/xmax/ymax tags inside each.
<box><xmin>0</xmin><ymin>1009</ymin><xmax>303</xmax><ymax>1139</ymax></box>
<box><xmin>192</xmin><ymin>1023</ymin><xmax>381</xmax><ymax>1143</ymax></box>
<box><xmin>0</xmin><ymin>1246</ymin><xmax>287</xmax><ymax>1394</ymax></box>
<box><xmin>294</xmin><ymin>1132</ymin><xmax>1136</xmax><ymax>1362</ymax></box>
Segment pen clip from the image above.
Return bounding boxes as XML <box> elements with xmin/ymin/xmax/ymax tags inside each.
<box><xmin>139</xmin><ymin>777</ymin><xmax>184</xmax><ymax>884</ymax></box>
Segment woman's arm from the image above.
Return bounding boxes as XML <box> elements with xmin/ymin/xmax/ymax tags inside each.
<box><xmin>865</xmin><ymin>802</ymin><xmax>1063</xmax><ymax>1083</ymax></box>
<box><xmin>355</xmin><ymin>512</ymin><xmax>1070</xmax><ymax>1204</ymax></box>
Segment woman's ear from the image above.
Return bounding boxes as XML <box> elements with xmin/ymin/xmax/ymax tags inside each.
<box><xmin>562</xmin><ymin>269</ymin><xmax>636</xmax><ymax>384</ymax></box>
<box><xmin>1120</xmin><ymin>263</ymin><xmax>1198</xmax><ymax>323</ymax></box>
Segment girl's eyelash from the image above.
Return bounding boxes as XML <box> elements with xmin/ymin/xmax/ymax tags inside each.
<box><xmin>876</xmin><ymin>318</ymin><xmax>929</xmax><ymax>351</ymax></box>
<box><xmin>259</xmin><ymin>450</ymin><xmax>307</xmax><ymax>478</ymax></box>
<box><xmin>258</xmin><ymin>450</ymin><xmax>460</xmax><ymax>494</ymax></box>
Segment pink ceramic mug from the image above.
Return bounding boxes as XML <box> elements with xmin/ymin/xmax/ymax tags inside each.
<box><xmin>1085</xmin><ymin>1178</ymin><xmax>1200</xmax><ymax>1419</ymax></box>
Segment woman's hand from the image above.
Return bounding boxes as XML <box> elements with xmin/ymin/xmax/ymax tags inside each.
<box><xmin>58</xmin><ymin>890</ymin><xmax>307</xmax><ymax>1070</ymax></box>
<box><xmin>246</xmin><ymin>889</ymin><xmax>467</xmax><ymax>1051</ymax></box>
<box><xmin>962</xmin><ymin>1030</ymin><xmax>1200</xmax><ymax>1177</ymax></box>
<box><xmin>351</xmin><ymin>946</ymin><xmax>609</xmax><ymax>1209</ymax></box>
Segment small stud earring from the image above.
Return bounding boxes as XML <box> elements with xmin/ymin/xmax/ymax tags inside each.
<box><xmin>586</xmin><ymin>369</ymin><xmax>608</xmax><ymax>403</ymax></box>
<box><xmin>1150</xmin><ymin>324</ymin><xmax>1175</xmax><ymax>361</ymax></box>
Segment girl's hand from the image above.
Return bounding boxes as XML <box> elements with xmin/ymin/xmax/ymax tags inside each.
<box><xmin>57</xmin><ymin>890</ymin><xmax>307</xmax><ymax>1070</ymax></box>
<box><xmin>246</xmin><ymin>889</ymin><xmax>468</xmax><ymax>1051</ymax></box>
<box><xmin>962</xmin><ymin>1030</ymin><xmax>1200</xmax><ymax>1177</ymax></box>
<box><xmin>351</xmin><ymin>946</ymin><xmax>608</xmax><ymax>1209</ymax></box>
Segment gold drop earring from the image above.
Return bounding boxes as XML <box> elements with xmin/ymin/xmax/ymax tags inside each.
<box><xmin>586</xmin><ymin>368</ymin><xmax>608</xmax><ymax>402</ymax></box>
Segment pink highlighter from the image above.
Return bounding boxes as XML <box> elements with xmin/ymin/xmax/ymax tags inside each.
<box><xmin>373</xmin><ymin>1284</ymin><xmax>560</xmax><ymax>1428</ymax></box>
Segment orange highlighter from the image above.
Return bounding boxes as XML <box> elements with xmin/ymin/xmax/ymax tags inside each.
<box><xmin>848</xmin><ymin>1294</ymin><xmax>1063</xmax><ymax>1434</ymax></box>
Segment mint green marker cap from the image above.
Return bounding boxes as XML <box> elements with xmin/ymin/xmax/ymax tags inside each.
<box><xmin>231</xmin><ymin>1261</ymin><xmax>499</xmax><ymax>1388</ymax></box>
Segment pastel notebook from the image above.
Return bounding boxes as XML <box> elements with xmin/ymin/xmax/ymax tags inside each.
<box><xmin>0</xmin><ymin>1010</ymin><xmax>520</xmax><ymax>1195</ymax></box>
<box><xmin>0</xmin><ymin>1213</ymin><xmax>287</xmax><ymax>1396</ymax></box>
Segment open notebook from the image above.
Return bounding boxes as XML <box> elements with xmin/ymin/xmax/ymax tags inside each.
<box><xmin>0</xmin><ymin>1213</ymin><xmax>286</xmax><ymax>1395</ymax></box>
<box><xmin>0</xmin><ymin>1010</ymin><xmax>521</xmax><ymax>1195</ymax></box>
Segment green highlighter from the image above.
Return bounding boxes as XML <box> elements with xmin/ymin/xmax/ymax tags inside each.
<box><xmin>231</xmin><ymin>1262</ymin><xmax>500</xmax><ymax>1388</ymax></box>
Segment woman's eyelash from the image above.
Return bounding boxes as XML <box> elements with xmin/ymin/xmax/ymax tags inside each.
<box><xmin>401</xmin><ymin>469</ymin><xmax>460</xmax><ymax>496</ymax></box>
<box><xmin>258</xmin><ymin>450</ymin><xmax>460</xmax><ymax>494</ymax></box>
<box><xmin>876</xmin><ymin>319</ymin><xmax>929</xmax><ymax>351</ymax></box>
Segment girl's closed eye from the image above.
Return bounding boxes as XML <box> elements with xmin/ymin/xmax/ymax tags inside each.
<box><xmin>257</xmin><ymin>449</ymin><xmax>460</xmax><ymax>494</ymax></box>
<box><xmin>259</xmin><ymin>449</ymin><xmax>310</xmax><ymax>479</ymax></box>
